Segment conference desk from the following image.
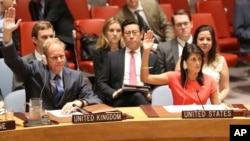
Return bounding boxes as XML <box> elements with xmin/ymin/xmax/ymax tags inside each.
<box><xmin>1</xmin><ymin>106</ymin><xmax>250</xmax><ymax>141</ymax></box>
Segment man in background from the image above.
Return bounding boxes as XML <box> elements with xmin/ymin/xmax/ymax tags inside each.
<box><xmin>156</xmin><ymin>9</ymin><xmax>193</xmax><ymax>73</ymax></box>
<box><xmin>12</xmin><ymin>21</ymin><xmax>68</xmax><ymax>91</ymax></box>
<box><xmin>2</xmin><ymin>7</ymin><xmax>102</xmax><ymax>113</ymax></box>
<box><xmin>233</xmin><ymin>0</ymin><xmax>250</xmax><ymax>54</ymax></box>
<box><xmin>116</xmin><ymin>0</ymin><xmax>173</xmax><ymax>51</ymax></box>
<box><xmin>29</xmin><ymin>0</ymin><xmax>74</xmax><ymax>50</ymax></box>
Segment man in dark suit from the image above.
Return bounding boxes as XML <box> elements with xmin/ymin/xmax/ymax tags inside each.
<box><xmin>12</xmin><ymin>21</ymin><xmax>69</xmax><ymax>91</ymax></box>
<box><xmin>155</xmin><ymin>10</ymin><xmax>193</xmax><ymax>73</ymax></box>
<box><xmin>29</xmin><ymin>0</ymin><xmax>74</xmax><ymax>49</ymax></box>
<box><xmin>98</xmin><ymin>19</ymin><xmax>157</xmax><ymax>107</ymax></box>
<box><xmin>2</xmin><ymin>8</ymin><xmax>101</xmax><ymax>114</ymax></box>
<box><xmin>234</xmin><ymin>0</ymin><xmax>250</xmax><ymax>53</ymax></box>
<box><xmin>116</xmin><ymin>0</ymin><xmax>173</xmax><ymax>51</ymax></box>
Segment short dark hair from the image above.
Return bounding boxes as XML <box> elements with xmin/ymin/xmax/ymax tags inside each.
<box><xmin>32</xmin><ymin>21</ymin><xmax>54</xmax><ymax>38</ymax></box>
<box><xmin>121</xmin><ymin>19</ymin><xmax>142</xmax><ymax>33</ymax></box>
<box><xmin>171</xmin><ymin>9</ymin><xmax>192</xmax><ymax>25</ymax></box>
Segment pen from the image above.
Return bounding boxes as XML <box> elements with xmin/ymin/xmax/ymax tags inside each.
<box><xmin>72</xmin><ymin>104</ymin><xmax>89</xmax><ymax>114</ymax></box>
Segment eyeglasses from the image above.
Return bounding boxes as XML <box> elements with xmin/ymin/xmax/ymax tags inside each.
<box><xmin>124</xmin><ymin>30</ymin><xmax>140</xmax><ymax>36</ymax></box>
<box><xmin>175</xmin><ymin>22</ymin><xmax>190</xmax><ymax>28</ymax></box>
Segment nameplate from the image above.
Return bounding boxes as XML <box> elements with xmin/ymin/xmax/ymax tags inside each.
<box><xmin>182</xmin><ymin>110</ymin><xmax>234</xmax><ymax>119</ymax></box>
<box><xmin>72</xmin><ymin>111</ymin><xmax>122</xmax><ymax>123</ymax></box>
<box><xmin>0</xmin><ymin>120</ymin><xmax>16</xmax><ymax>131</ymax></box>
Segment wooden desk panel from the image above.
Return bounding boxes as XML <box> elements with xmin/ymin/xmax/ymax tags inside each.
<box><xmin>1</xmin><ymin>107</ymin><xmax>250</xmax><ymax>141</ymax></box>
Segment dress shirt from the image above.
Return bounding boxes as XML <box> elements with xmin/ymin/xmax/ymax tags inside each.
<box><xmin>123</xmin><ymin>48</ymin><xmax>143</xmax><ymax>86</ymax></box>
<box><xmin>50</xmin><ymin>71</ymin><xmax>64</xmax><ymax>94</ymax></box>
<box><xmin>177</xmin><ymin>36</ymin><xmax>193</xmax><ymax>57</ymax></box>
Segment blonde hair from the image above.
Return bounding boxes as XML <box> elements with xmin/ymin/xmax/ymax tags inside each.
<box><xmin>43</xmin><ymin>38</ymin><xmax>65</xmax><ymax>56</ymax></box>
<box><xmin>96</xmin><ymin>17</ymin><xmax>125</xmax><ymax>49</ymax></box>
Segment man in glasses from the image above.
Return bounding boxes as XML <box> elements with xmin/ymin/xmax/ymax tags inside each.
<box><xmin>155</xmin><ymin>9</ymin><xmax>193</xmax><ymax>73</ymax></box>
<box><xmin>98</xmin><ymin>19</ymin><xmax>157</xmax><ymax>107</ymax></box>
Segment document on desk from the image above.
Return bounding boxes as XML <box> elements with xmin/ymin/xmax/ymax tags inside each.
<box><xmin>0</xmin><ymin>108</ymin><xmax>4</xmax><ymax>115</ymax></box>
<box><xmin>164</xmin><ymin>104</ymin><xmax>229</xmax><ymax>113</ymax></box>
<box><xmin>47</xmin><ymin>110</ymin><xmax>82</xmax><ymax>117</ymax></box>
<box><xmin>46</xmin><ymin>110</ymin><xmax>83</xmax><ymax>123</ymax></box>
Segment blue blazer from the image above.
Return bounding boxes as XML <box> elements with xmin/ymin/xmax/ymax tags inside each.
<box><xmin>1</xmin><ymin>44</ymin><xmax>102</xmax><ymax>110</ymax></box>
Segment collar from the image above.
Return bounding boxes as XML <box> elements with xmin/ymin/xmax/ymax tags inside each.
<box><xmin>128</xmin><ymin>0</ymin><xmax>143</xmax><ymax>13</ymax></box>
<box><xmin>34</xmin><ymin>50</ymin><xmax>43</xmax><ymax>61</ymax></box>
<box><xmin>50</xmin><ymin>71</ymin><xmax>63</xmax><ymax>80</ymax></box>
<box><xmin>126</xmin><ymin>47</ymin><xmax>140</xmax><ymax>54</ymax></box>
<box><xmin>177</xmin><ymin>35</ymin><xmax>193</xmax><ymax>47</ymax></box>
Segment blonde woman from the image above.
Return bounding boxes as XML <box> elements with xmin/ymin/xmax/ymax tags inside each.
<box><xmin>92</xmin><ymin>17</ymin><xmax>124</xmax><ymax>103</ymax></box>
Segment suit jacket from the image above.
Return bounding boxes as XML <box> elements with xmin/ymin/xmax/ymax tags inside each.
<box><xmin>1</xmin><ymin>45</ymin><xmax>102</xmax><ymax>110</ymax></box>
<box><xmin>233</xmin><ymin>0</ymin><xmax>250</xmax><ymax>52</ymax></box>
<box><xmin>116</xmin><ymin>0</ymin><xmax>173</xmax><ymax>42</ymax></box>
<box><xmin>155</xmin><ymin>38</ymin><xmax>180</xmax><ymax>73</ymax></box>
<box><xmin>92</xmin><ymin>46</ymin><xmax>123</xmax><ymax>94</ymax></box>
<box><xmin>29</xmin><ymin>0</ymin><xmax>74</xmax><ymax>45</ymax></box>
<box><xmin>12</xmin><ymin>52</ymin><xmax>70</xmax><ymax>91</ymax></box>
<box><xmin>98</xmin><ymin>48</ymin><xmax>157</xmax><ymax>103</ymax></box>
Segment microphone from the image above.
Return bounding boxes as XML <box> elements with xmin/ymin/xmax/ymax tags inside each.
<box><xmin>39</xmin><ymin>55</ymin><xmax>47</xmax><ymax>101</ymax></box>
<box><xmin>196</xmin><ymin>89</ymin><xmax>205</xmax><ymax>111</ymax></box>
<box><xmin>72</xmin><ymin>30</ymin><xmax>80</xmax><ymax>71</ymax></box>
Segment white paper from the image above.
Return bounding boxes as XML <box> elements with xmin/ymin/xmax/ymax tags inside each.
<box><xmin>0</xmin><ymin>108</ymin><xmax>4</xmax><ymax>115</ymax></box>
<box><xmin>47</xmin><ymin>110</ymin><xmax>82</xmax><ymax>117</ymax></box>
<box><xmin>164</xmin><ymin>104</ymin><xmax>229</xmax><ymax>113</ymax></box>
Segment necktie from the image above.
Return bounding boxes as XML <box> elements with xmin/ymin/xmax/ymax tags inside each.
<box><xmin>134</xmin><ymin>10</ymin><xmax>150</xmax><ymax>32</ymax></box>
<box><xmin>53</xmin><ymin>75</ymin><xmax>64</xmax><ymax>105</ymax></box>
<box><xmin>134</xmin><ymin>10</ymin><xmax>158</xmax><ymax>43</ymax></box>
<box><xmin>38</xmin><ymin>3</ymin><xmax>44</xmax><ymax>20</ymax></box>
<box><xmin>129</xmin><ymin>51</ymin><xmax>137</xmax><ymax>85</ymax></box>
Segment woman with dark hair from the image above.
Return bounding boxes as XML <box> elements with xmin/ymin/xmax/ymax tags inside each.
<box><xmin>93</xmin><ymin>17</ymin><xmax>124</xmax><ymax>102</ymax></box>
<box><xmin>141</xmin><ymin>30</ymin><xmax>219</xmax><ymax>105</ymax></box>
<box><xmin>192</xmin><ymin>25</ymin><xmax>229</xmax><ymax>103</ymax></box>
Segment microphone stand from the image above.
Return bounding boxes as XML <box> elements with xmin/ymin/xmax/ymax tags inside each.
<box><xmin>72</xmin><ymin>30</ymin><xmax>80</xmax><ymax>71</ymax></box>
<box><xmin>196</xmin><ymin>90</ymin><xmax>205</xmax><ymax>111</ymax></box>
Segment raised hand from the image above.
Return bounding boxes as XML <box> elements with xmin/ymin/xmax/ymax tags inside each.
<box><xmin>3</xmin><ymin>7</ymin><xmax>22</xmax><ymax>43</ymax></box>
<box><xmin>143</xmin><ymin>30</ymin><xmax>154</xmax><ymax>51</ymax></box>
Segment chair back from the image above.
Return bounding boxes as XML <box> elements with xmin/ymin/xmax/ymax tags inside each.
<box><xmin>4</xmin><ymin>89</ymin><xmax>26</xmax><ymax>112</ymax></box>
<box><xmin>19</xmin><ymin>21</ymin><xmax>37</xmax><ymax>56</ymax></box>
<box><xmin>65</xmin><ymin>0</ymin><xmax>90</xmax><ymax>20</ymax></box>
<box><xmin>159</xmin><ymin>4</ymin><xmax>174</xmax><ymax>21</ymax></box>
<box><xmin>0</xmin><ymin>59</ymin><xmax>13</xmax><ymax>98</ymax></box>
<box><xmin>74</xmin><ymin>19</ymin><xmax>105</xmax><ymax>73</ymax></box>
<box><xmin>191</xmin><ymin>13</ymin><xmax>220</xmax><ymax>51</ymax></box>
<box><xmin>90</xmin><ymin>6</ymin><xmax>120</xmax><ymax>20</ymax></box>
<box><xmin>16</xmin><ymin>0</ymin><xmax>32</xmax><ymax>21</ymax></box>
<box><xmin>151</xmin><ymin>85</ymin><xmax>173</xmax><ymax>106</ymax></box>
<box><xmin>195</xmin><ymin>0</ymin><xmax>230</xmax><ymax>38</ymax></box>
<box><xmin>159</xmin><ymin>0</ymin><xmax>190</xmax><ymax>12</ymax></box>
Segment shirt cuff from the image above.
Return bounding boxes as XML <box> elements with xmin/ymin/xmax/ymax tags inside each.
<box><xmin>3</xmin><ymin>40</ymin><xmax>13</xmax><ymax>47</ymax></box>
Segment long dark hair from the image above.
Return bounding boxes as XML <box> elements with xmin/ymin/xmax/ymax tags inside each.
<box><xmin>193</xmin><ymin>25</ymin><xmax>217</xmax><ymax>65</ymax></box>
<box><xmin>180</xmin><ymin>43</ymin><xmax>205</xmax><ymax>88</ymax></box>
